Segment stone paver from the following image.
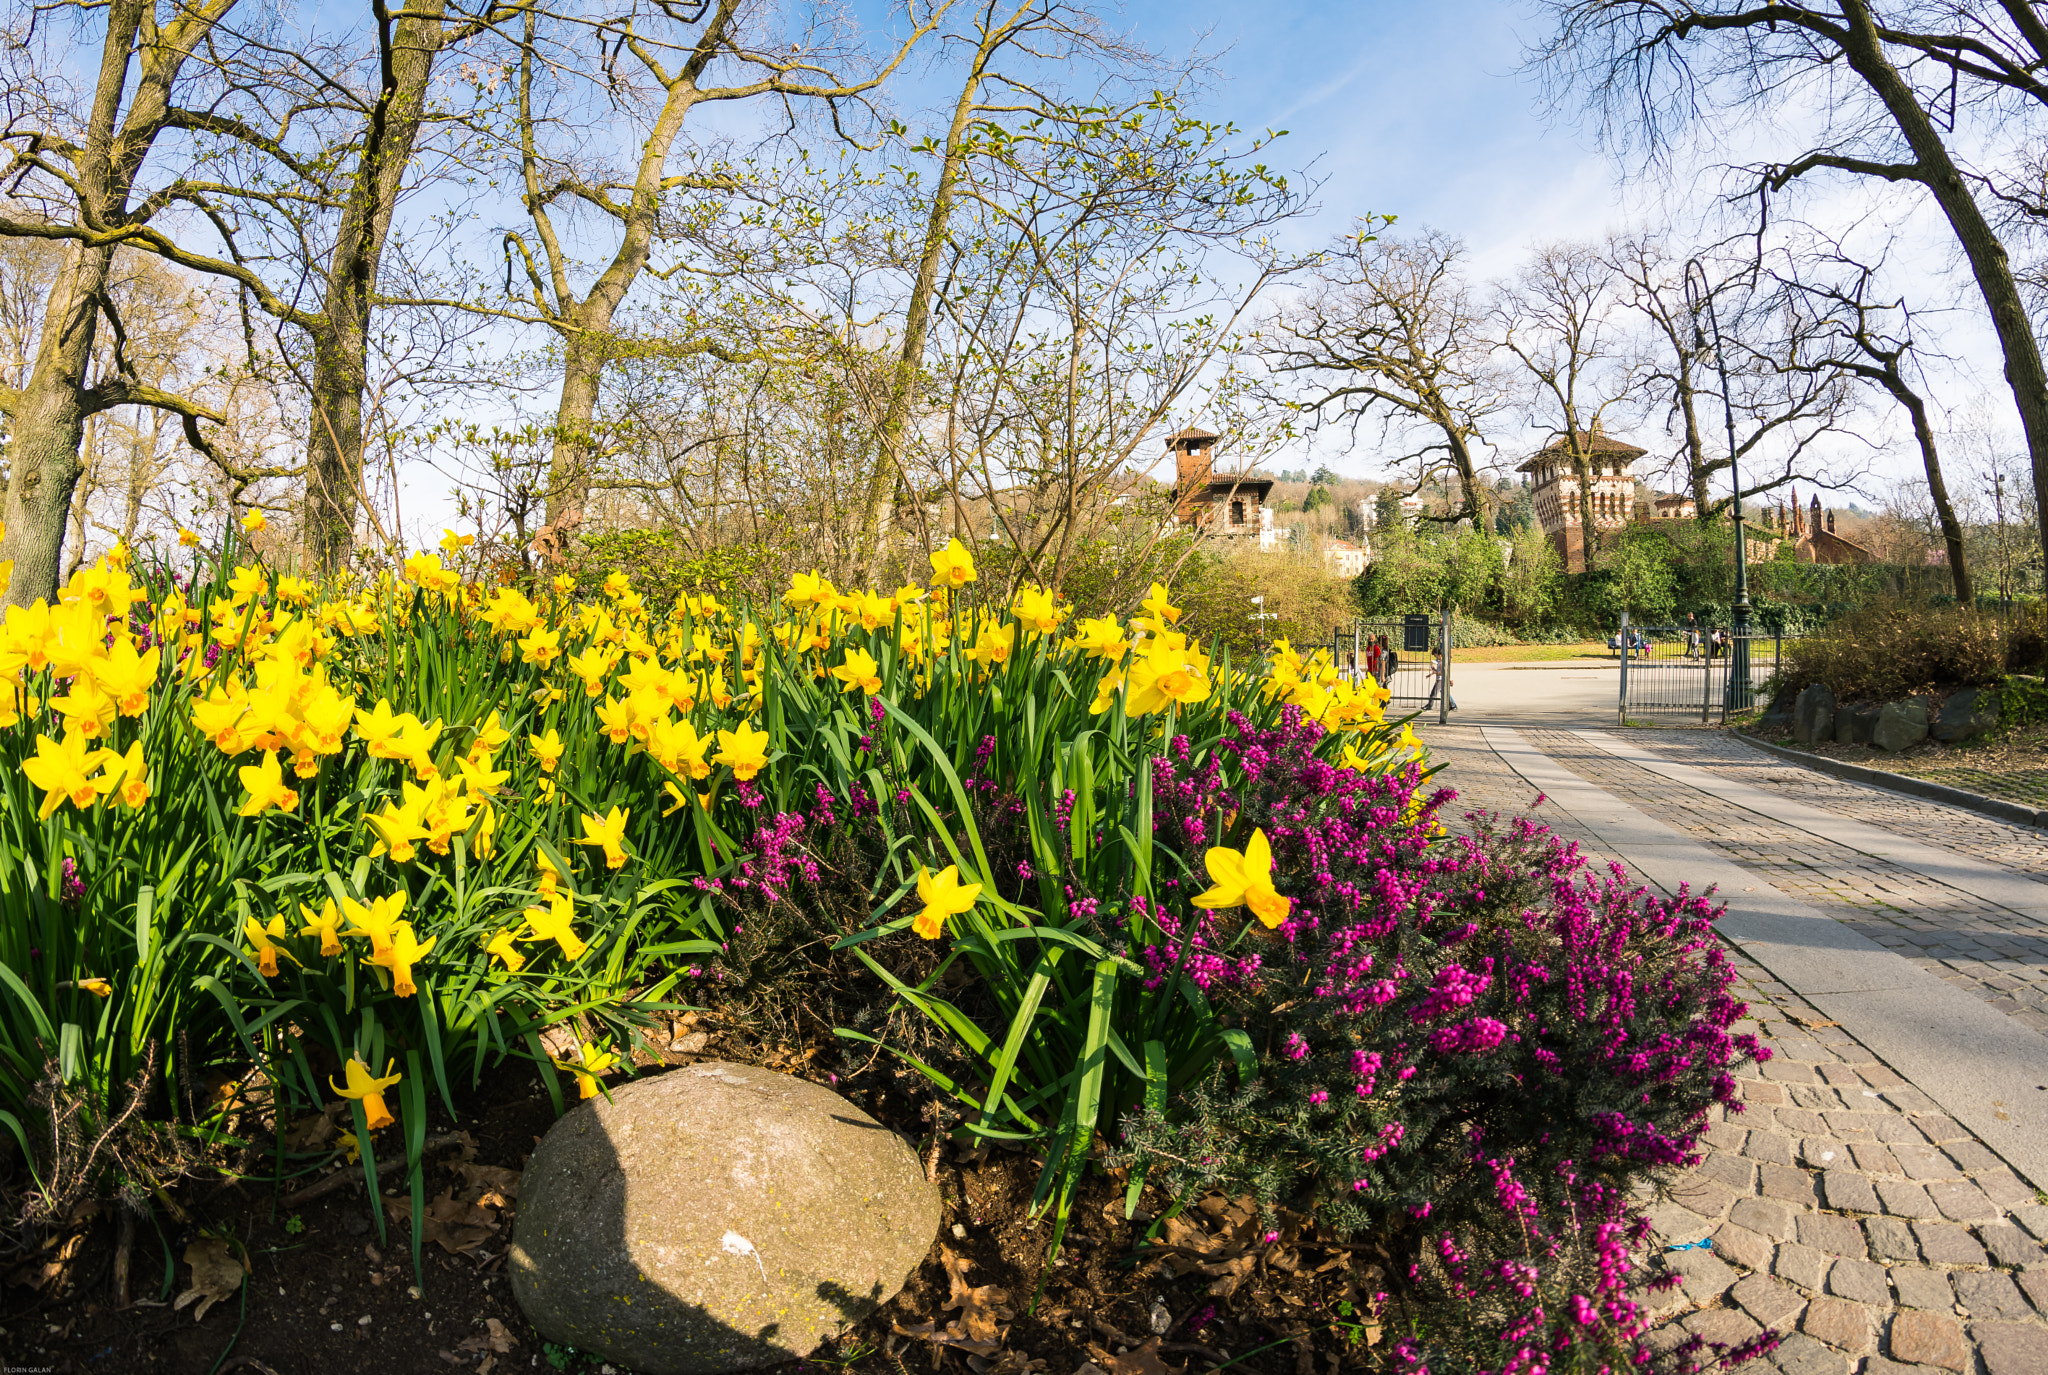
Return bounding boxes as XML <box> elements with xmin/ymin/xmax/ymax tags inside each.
<box><xmin>1416</xmin><ymin>724</ymin><xmax>2048</xmax><ymax>1374</ymax></box>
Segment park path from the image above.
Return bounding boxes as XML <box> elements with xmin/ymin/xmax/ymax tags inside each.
<box><xmin>1414</xmin><ymin>723</ymin><xmax>2048</xmax><ymax>1375</ymax></box>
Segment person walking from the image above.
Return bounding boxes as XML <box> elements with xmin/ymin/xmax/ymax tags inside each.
<box><xmin>1381</xmin><ymin>635</ymin><xmax>1399</xmax><ymax>690</ymax></box>
<box><xmin>1364</xmin><ymin>635</ymin><xmax>1384</xmax><ymax>684</ymax></box>
<box><xmin>1421</xmin><ymin>638</ymin><xmax>1457</xmax><ymax>712</ymax></box>
<box><xmin>1683</xmin><ymin>613</ymin><xmax>1700</xmax><ymax>661</ymax></box>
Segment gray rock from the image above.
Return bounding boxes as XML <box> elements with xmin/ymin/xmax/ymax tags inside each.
<box><xmin>1933</xmin><ymin>687</ymin><xmax>1999</xmax><ymax>742</ymax></box>
<box><xmin>1873</xmin><ymin>699</ymin><xmax>1930</xmax><ymax>753</ymax></box>
<box><xmin>1794</xmin><ymin>683</ymin><xmax>1836</xmax><ymax>746</ymax></box>
<box><xmin>1835</xmin><ymin>703</ymin><xmax>1880</xmax><ymax>747</ymax></box>
<box><xmin>510</xmin><ymin>1062</ymin><xmax>939</xmax><ymax>1374</ymax></box>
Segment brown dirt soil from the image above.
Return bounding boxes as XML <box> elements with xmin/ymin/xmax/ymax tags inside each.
<box><xmin>2</xmin><ymin>1028</ymin><xmax>1382</xmax><ymax>1375</ymax></box>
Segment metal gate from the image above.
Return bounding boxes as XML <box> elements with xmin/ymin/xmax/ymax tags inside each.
<box><xmin>1614</xmin><ymin>613</ymin><xmax>1780</xmax><ymax>724</ymax></box>
<box><xmin>1316</xmin><ymin>606</ymin><xmax>1451</xmax><ymax>725</ymax></box>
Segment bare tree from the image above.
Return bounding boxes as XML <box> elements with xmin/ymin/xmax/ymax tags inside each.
<box><xmin>1768</xmin><ymin>231</ymin><xmax>1972</xmax><ymax>598</ymax></box>
<box><xmin>1263</xmin><ymin>225</ymin><xmax>1506</xmax><ymax>531</ymax></box>
<box><xmin>1532</xmin><ymin>1</ymin><xmax>2048</xmax><ymax>603</ymax></box>
<box><xmin>426</xmin><ymin>0</ymin><xmax>949</xmax><ymax>566</ymax></box>
<box><xmin>1610</xmin><ymin>230</ymin><xmax>1860</xmax><ymax>524</ymax></box>
<box><xmin>1492</xmin><ymin>241</ymin><xmax>1641</xmax><ymax>571</ymax></box>
<box><xmin>0</xmin><ymin>0</ymin><xmax>239</xmax><ymax>604</ymax></box>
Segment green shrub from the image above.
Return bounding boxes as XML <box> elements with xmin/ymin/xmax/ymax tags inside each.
<box><xmin>1773</xmin><ymin>600</ymin><xmax>2014</xmax><ymax>701</ymax></box>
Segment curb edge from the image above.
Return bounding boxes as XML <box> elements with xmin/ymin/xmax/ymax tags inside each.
<box><xmin>1733</xmin><ymin>732</ymin><xmax>2048</xmax><ymax>832</ymax></box>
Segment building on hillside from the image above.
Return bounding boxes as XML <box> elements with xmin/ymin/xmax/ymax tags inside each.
<box><xmin>1515</xmin><ymin>424</ymin><xmax>1648</xmax><ymax>572</ymax></box>
<box><xmin>1168</xmin><ymin>428</ymin><xmax>1274</xmax><ymax>539</ymax></box>
<box><xmin>1758</xmin><ymin>489</ymin><xmax>1876</xmax><ymax>565</ymax></box>
<box><xmin>1323</xmin><ymin>539</ymin><xmax>1367</xmax><ymax>578</ymax></box>
<box><xmin>1651</xmin><ymin>490</ymin><xmax>1697</xmax><ymax>520</ymax></box>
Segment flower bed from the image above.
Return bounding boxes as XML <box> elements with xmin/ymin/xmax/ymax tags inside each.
<box><xmin>0</xmin><ymin>528</ymin><xmax>1761</xmax><ymax>1371</ymax></box>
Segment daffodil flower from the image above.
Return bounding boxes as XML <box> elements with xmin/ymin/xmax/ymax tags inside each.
<box><xmin>331</xmin><ymin>1058</ymin><xmax>402</xmax><ymax>1131</ymax></box>
<box><xmin>911</xmin><ymin>865</ymin><xmax>982</xmax><ymax>940</ymax></box>
<box><xmin>929</xmin><ymin>537</ymin><xmax>977</xmax><ymax>588</ymax></box>
<box><xmin>367</xmin><ymin>920</ymin><xmax>436</xmax><ymax>997</ymax></box>
<box><xmin>830</xmin><ymin>647</ymin><xmax>882</xmax><ymax>695</ymax></box>
<box><xmin>341</xmin><ymin>890</ymin><xmax>408</xmax><ymax>958</ymax></box>
<box><xmin>553</xmin><ymin>1041</ymin><xmax>619</xmax><ymax>1099</ymax></box>
<box><xmin>528</xmin><ymin>728</ymin><xmax>564</xmax><ymax>773</ymax></box>
<box><xmin>299</xmin><ymin>899</ymin><xmax>345</xmax><ymax>956</ymax></box>
<box><xmin>242</xmin><ymin>914</ymin><xmax>295</xmax><ymax>977</ymax></box>
<box><xmin>713</xmin><ymin>721</ymin><xmax>771</xmax><ymax>780</ymax></box>
<box><xmin>577</xmin><ymin>806</ymin><xmax>630</xmax><ymax>869</ymax></box>
<box><xmin>485</xmin><ymin>929</ymin><xmax>526</xmax><ymax>973</ymax></box>
<box><xmin>237</xmin><ymin>750</ymin><xmax>300</xmax><ymax>817</ymax></box>
<box><xmin>522</xmin><ymin>893</ymin><xmax>588</xmax><ymax>961</ymax></box>
<box><xmin>1190</xmin><ymin>828</ymin><xmax>1291</xmax><ymax>928</ymax></box>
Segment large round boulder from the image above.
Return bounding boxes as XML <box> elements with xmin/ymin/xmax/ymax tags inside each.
<box><xmin>510</xmin><ymin>1062</ymin><xmax>938</xmax><ymax>1374</ymax></box>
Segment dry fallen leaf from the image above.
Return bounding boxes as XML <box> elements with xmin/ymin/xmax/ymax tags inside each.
<box><xmin>458</xmin><ymin>1317</ymin><xmax>517</xmax><ymax>1354</ymax></box>
<box><xmin>893</xmin><ymin>1244</ymin><xmax>1013</xmax><ymax>1358</ymax></box>
<box><xmin>453</xmin><ymin>1162</ymin><xmax>522</xmax><ymax>1209</ymax></box>
<box><xmin>420</xmin><ymin>1188</ymin><xmax>499</xmax><ymax>1255</ymax></box>
<box><xmin>173</xmin><ymin>1237</ymin><xmax>245</xmax><ymax>1322</ymax></box>
<box><xmin>1102</xmin><ymin>1338</ymin><xmax>1186</xmax><ymax>1375</ymax></box>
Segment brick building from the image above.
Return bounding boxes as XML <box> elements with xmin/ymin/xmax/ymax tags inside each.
<box><xmin>1168</xmin><ymin>428</ymin><xmax>1275</xmax><ymax>540</ymax></box>
<box><xmin>1516</xmin><ymin>424</ymin><xmax>1648</xmax><ymax>572</ymax></box>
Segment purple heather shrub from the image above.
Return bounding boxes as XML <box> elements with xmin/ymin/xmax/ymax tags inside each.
<box><xmin>1118</xmin><ymin>709</ymin><xmax>1766</xmax><ymax>1373</ymax></box>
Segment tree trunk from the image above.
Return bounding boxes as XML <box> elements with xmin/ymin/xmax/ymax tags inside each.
<box><xmin>300</xmin><ymin>0</ymin><xmax>448</xmax><ymax>574</ymax></box>
<box><xmin>1838</xmin><ymin>0</ymin><xmax>2048</xmax><ymax>595</ymax></box>
<box><xmin>851</xmin><ymin>5</ymin><xmax>1034</xmax><ymax>585</ymax></box>
<box><xmin>0</xmin><ymin>242</ymin><xmax>111</xmax><ymax>606</ymax></box>
<box><xmin>1887</xmin><ymin>372</ymin><xmax>1972</xmax><ymax>603</ymax></box>
<box><xmin>541</xmin><ymin>330</ymin><xmax>607</xmax><ymax>550</ymax></box>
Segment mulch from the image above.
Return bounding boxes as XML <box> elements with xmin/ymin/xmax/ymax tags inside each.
<box><xmin>0</xmin><ymin>1023</ymin><xmax>1380</xmax><ymax>1375</ymax></box>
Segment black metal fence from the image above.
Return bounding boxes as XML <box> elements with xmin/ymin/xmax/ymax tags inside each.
<box><xmin>1308</xmin><ymin>614</ymin><xmax>1451</xmax><ymax>719</ymax></box>
<box><xmin>1614</xmin><ymin>623</ymin><xmax>1781</xmax><ymax>723</ymax></box>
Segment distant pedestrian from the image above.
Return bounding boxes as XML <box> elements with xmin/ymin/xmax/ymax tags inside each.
<box><xmin>1683</xmin><ymin>613</ymin><xmax>1700</xmax><ymax>660</ymax></box>
<box><xmin>1421</xmin><ymin>639</ymin><xmax>1457</xmax><ymax>712</ymax></box>
<box><xmin>1382</xmin><ymin>636</ymin><xmax>1399</xmax><ymax>688</ymax></box>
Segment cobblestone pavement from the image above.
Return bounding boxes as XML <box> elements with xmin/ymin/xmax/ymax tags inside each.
<box><xmin>1645</xmin><ymin>962</ymin><xmax>2048</xmax><ymax>1375</ymax></box>
<box><xmin>1416</xmin><ymin>725</ymin><xmax>2048</xmax><ymax>1373</ymax></box>
<box><xmin>1621</xmin><ymin>730</ymin><xmax>2048</xmax><ymax>883</ymax></box>
<box><xmin>1513</xmin><ymin>729</ymin><xmax>2048</xmax><ymax>1040</ymax></box>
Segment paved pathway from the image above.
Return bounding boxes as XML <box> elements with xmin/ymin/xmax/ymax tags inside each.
<box><xmin>1415</xmin><ymin>723</ymin><xmax>2048</xmax><ymax>1375</ymax></box>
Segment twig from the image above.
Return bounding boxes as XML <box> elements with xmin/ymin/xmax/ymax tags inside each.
<box><xmin>282</xmin><ymin>1133</ymin><xmax>469</xmax><ymax>1206</ymax></box>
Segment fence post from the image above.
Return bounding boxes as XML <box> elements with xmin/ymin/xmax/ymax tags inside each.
<box><xmin>1617</xmin><ymin>611</ymin><xmax>1629</xmax><ymax>727</ymax></box>
<box><xmin>1702</xmin><ymin>633</ymin><xmax>1713</xmax><ymax>726</ymax></box>
<box><xmin>1439</xmin><ymin>598</ymin><xmax>1450</xmax><ymax>727</ymax></box>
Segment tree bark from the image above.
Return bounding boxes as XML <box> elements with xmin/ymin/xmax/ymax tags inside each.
<box><xmin>1</xmin><ymin>243</ymin><xmax>110</xmax><ymax>600</ymax></box>
<box><xmin>1833</xmin><ymin>0</ymin><xmax>2048</xmax><ymax>595</ymax></box>
<box><xmin>1885</xmin><ymin>371</ymin><xmax>1971</xmax><ymax>603</ymax></box>
<box><xmin>302</xmin><ymin>0</ymin><xmax>450</xmax><ymax>574</ymax></box>
<box><xmin>0</xmin><ymin>0</ymin><xmax>234</xmax><ymax>606</ymax></box>
<box><xmin>851</xmin><ymin>3</ymin><xmax>1033</xmax><ymax>585</ymax></box>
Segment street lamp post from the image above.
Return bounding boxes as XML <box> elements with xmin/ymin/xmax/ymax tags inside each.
<box><xmin>1684</xmin><ymin>259</ymin><xmax>1753</xmax><ymax>711</ymax></box>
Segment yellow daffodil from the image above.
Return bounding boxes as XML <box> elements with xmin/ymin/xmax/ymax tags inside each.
<box><xmin>331</xmin><ymin>1058</ymin><xmax>401</xmax><ymax>1131</ymax></box>
<box><xmin>299</xmin><ymin>899</ymin><xmax>345</xmax><ymax>957</ymax></box>
<box><xmin>714</xmin><ymin>721</ymin><xmax>771</xmax><ymax>780</ymax></box>
<box><xmin>340</xmin><ymin>890</ymin><xmax>408</xmax><ymax>958</ymax></box>
<box><xmin>830</xmin><ymin>647</ymin><xmax>882</xmax><ymax>695</ymax></box>
<box><xmin>929</xmin><ymin>537</ymin><xmax>977</xmax><ymax>588</ymax></box>
<box><xmin>911</xmin><ymin>865</ymin><xmax>981</xmax><ymax>940</ymax></box>
<box><xmin>241</xmin><ymin>510</ymin><xmax>267</xmax><ymax>533</ymax></box>
<box><xmin>178</xmin><ymin>528</ymin><xmax>201</xmax><ymax>548</ymax></box>
<box><xmin>577</xmin><ymin>806</ymin><xmax>630</xmax><ymax>869</ymax></box>
<box><xmin>1139</xmin><ymin>582</ymin><xmax>1182</xmax><ymax>628</ymax></box>
<box><xmin>1124</xmin><ymin>641</ymin><xmax>1211</xmax><ymax>716</ymax></box>
<box><xmin>485</xmin><ymin>929</ymin><xmax>526</xmax><ymax>973</ymax></box>
<box><xmin>237</xmin><ymin>750</ymin><xmax>299</xmax><ymax>816</ymax></box>
<box><xmin>242</xmin><ymin>914</ymin><xmax>293</xmax><ymax>977</ymax></box>
<box><xmin>554</xmin><ymin>1041</ymin><xmax>619</xmax><ymax>1099</ymax></box>
<box><xmin>1190</xmin><ymin>828</ymin><xmax>1291</xmax><ymax>928</ymax></box>
<box><xmin>528</xmin><ymin>728</ymin><xmax>565</xmax><ymax>773</ymax></box>
<box><xmin>518</xmin><ymin>625</ymin><xmax>562</xmax><ymax>667</ymax></box>
<box><xmin>522</xmin><ymin>892</ymin><xmax>587</xmax><ymax>961</ymax></box>
<box><xmin>73</xmin><ymin>978</ymin><xmax>113</xmax><ymax>998</ymax></box>
<box><xmin>21</xmin><ymin>731</ymin><xmax>110</xmax><ymax>818</ymax></box>
<box><xmin>366</xmin><ymin>920</ymin><xmax>435</xmax><ymax>997</ymax></box>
